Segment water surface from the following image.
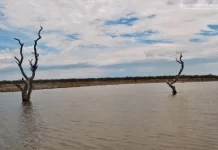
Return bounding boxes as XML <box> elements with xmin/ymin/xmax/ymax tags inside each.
<box><xmin>0</xmin><ymin>82</ymin><xmax>218</xmax><ymax>149</ymax></box>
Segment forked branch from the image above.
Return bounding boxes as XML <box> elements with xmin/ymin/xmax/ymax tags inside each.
<box><xmin>14</xmin><ymin>38</ymin><xmax>28</xmax><ymax>80</ymax></box>
<box><xmin>14</xmin><ymin>26</ymin><xmax>43</xmax><ymax>101</ymax></box>
<box><xmin>30</xmin><ymin>26</ymin><xmax>42</xmax><ymax>79</ymax></box>
<box><xmin>166</xmin><ymin>53</ymin><xmax>184</xmax><ymax>95</ymax></box>
<box><xmin>27</xmin><ymin>26</ymin><xmax>43</xmax><ymax>98</ymax></box>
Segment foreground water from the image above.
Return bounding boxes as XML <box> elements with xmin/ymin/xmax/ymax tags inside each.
<box><xmin>0</xmin><ymin>82</ymin><xmax>218</xmax><ymax>150</ymax></box>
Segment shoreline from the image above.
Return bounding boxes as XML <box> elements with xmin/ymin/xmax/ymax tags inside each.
<box><xmin>1</xmin><ymin>78</ymin><xmax>218</xmax><ymax>93</ymax></box>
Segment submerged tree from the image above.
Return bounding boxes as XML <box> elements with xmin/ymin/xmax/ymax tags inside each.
<box><xmin>166</xmin><ymin>53</ymin><xmax>184</xmax><ymax>95</ymax></box>
<box><xmin>14</xmin><ymin>26</ymin><xmax>43</xmax><ymax>101</ymax></box>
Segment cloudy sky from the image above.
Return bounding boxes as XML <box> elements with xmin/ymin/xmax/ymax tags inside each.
<box><xmin>0</xmin><ymin>0</ymin><xmax>218</xmax><ymax>80</ymax></box>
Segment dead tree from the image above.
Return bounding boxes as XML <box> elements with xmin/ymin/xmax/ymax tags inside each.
<box><xmin>166</xmin><ymin>53</ymin><xmax>184</xmax><ymax>95</ymax></box>
<box><xmin>14</xmin><ymin>26</ymin><xmax>43</xmax><ymax>101</ymax></box>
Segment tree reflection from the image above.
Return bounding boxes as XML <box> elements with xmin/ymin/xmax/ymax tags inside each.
<box><xmin>17</xmin><ymin>101</ymin><xmax>40</xmax><ymax>149</ymax></box>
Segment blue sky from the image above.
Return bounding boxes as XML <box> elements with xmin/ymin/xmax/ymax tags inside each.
<box><xmin>0</xmin><ymin>0</ymin><xmax>218</xmax><ymax>80</ymax></box>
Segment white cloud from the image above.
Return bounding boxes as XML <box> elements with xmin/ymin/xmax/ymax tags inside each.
<box><xmin>0</xmin><ymin>0</ymin><xmax>218</xmax><ymax>79</ymax></box>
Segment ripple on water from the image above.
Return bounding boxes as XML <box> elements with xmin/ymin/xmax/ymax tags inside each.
<box><xmin>0</xmin><ymin>82</ymin><xmax>218</xmax><ymax>149</ymax></box>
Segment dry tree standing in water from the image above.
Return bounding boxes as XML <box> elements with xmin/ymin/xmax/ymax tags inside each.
<box><xmin>166</xmin><ymin>53</ymin><xmax>184</xmax><ymax>95</ymax></box>
<box><xmin>14</xmin><ymin>26</ymin><xmax>43</xmax><ymax>101</ymax></box>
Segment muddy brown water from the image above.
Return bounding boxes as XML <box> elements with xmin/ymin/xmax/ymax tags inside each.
<box><xmin>0</xmin><ymin>82</ymin><xmax>218</xmax><ymax>150</ymax></box>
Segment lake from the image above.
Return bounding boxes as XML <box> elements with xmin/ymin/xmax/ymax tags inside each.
<box><xmin>0</xmin><ymin>82</ymin><xmax>218</xmax><ymax>150</ymax></box>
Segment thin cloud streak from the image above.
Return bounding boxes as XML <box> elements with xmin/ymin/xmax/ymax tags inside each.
<box><xmin>0</xmin><ymin>0</ymin><xmax>218</xmax><ymax>79</ymax></box>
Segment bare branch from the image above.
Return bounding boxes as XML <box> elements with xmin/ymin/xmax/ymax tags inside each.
<box><xmin>28</xmin><ymin>59</ymin><xmax>33</xmax><ymax>65</ymax></box>
<box><xmin>28</xmin><ymin>59</ymin><xmax>34</xmax><ymax>70</ymax></box>
<box><xmin>30</xmin><ymin>26</ymin><xmax>43</xmax><ymax>79</ymax></box>
<box><xmin>176</xmin><ymin>58</ymin><xmax>181</xmax><ymax>64</ymax></box>
<box><xmin>29</xmin><ymin>59</ymin><xmax>34</xmax><ymax>71</ymax></box>
<box><xmin>14</xmin><ymin>26</ymin><xmax>43</xmax><ymax>101</ymax></box>
<box><xmin>166</xmin><ymin>53</ymin><xmax>184</xmax><ymax>95</ymax></box>
<box><xmin>27</xmin><ymin>26</ymin><xmax>43</xmax><ymax>98</ymax></box>
<box><xmin>14</xmin><ymin>56</ymin><xmax>19</xmax><ymax>63</ymax></box>
<box><xmin>179</xmin><ymin>53</ymin><xmax>183</xmax><ymax>61</ymax></box>
<box><xmin>14</xmin><ymin>38</ymin><xmax>22</xmax><ymax>45</ymax></box>
<box><xmin>14</xmin><ymin>38</ymin><xmax>28</xmax><ymax>80</ymax></box>
<box><xmin>170</xmin><ymin>53</ymin><xmax>184</xmax><ymax>84</ymax></box>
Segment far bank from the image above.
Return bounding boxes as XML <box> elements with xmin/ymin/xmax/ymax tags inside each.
<box><xmin>0</xmin><ymin>75</ymin><xmax>218</xmax><ymax>92</ymax></box>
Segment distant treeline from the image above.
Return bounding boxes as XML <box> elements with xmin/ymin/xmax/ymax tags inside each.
<box><xmin>0</xmin><ymin>74</ymin><xmax>218</xmax><ymax>84</ymax></box>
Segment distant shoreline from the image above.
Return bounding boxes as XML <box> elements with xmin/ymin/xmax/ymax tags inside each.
<box><xmin>0</xmin><ymin>75</ymin><xmax>218</xmax><ymax>92</ymax></box>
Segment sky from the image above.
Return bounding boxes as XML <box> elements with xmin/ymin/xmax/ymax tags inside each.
<box><xmin>0</xmin><ymin>0</ymin><xmax>218</xmax><ymax>80</ymax></box>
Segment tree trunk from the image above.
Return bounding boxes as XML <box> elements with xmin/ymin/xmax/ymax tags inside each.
<box><xmin>166</xmin><ymin>53</ymin><xmax>184</xmax><ymax>95</ymax></box>
<box><xmin>22</xmin><ymin>94</ymin><xmax>30</xmax><ymax>101</ymax></box>
<box><xmin>167</xmin><ymin>82</ymin><xmax>177</xmax><ymax>95</ymax></box>
<box><xmin>172</xmin><ymin>86</ymin><xmax>177</xmax><ymax>95</ymax></box>
<box><xmin>13</xmin><ymin>26</ymin><xmax>43</xmax><ymax>102</ymax></box>
<box><xmin>22</xmin><ymin>80</ymin><xmax>33</xmax><ymax>101</ymax></box>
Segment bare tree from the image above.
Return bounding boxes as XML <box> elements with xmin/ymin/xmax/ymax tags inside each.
<box><xmin>14</xmin><ymin>26</ymin><xmax>43</xmax><ymax>101</ymax></box>
<box><xmin>166</xmin><ymin>53</ymin><xmax>184</xmax><ymax>95</ymax></box>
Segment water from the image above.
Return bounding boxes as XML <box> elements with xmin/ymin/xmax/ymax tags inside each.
<box><xmin>0</xmin><ymin>82</ymin><xmax>218</xmax><ymax>150</ymax></box>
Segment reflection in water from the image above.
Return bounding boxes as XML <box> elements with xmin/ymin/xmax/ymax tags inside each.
<box><xmin>1</xmin><ymin>82</ymin><xmax>218</xmax><ymax>149</ymax></box>
<box><xmin>17</xmin><ymin>101</ymin><xmax>40</xmax><ymax>149</ymax></box>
